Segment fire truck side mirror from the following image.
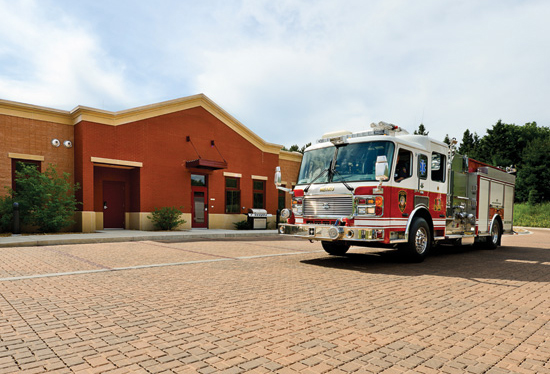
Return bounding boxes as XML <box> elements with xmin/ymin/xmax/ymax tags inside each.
<box><xmin>375</xmin><ymin>156</ymin><xmax>389</xmax><ymax>181</ymax></box>
<box><xmin>274</xmin><ymin>166</ymin><xmax>282</xmax><ymax>186</ymax></box>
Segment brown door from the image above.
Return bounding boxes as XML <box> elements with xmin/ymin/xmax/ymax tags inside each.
<box><xmin>103</xmin><ymin>181</ymin><xmax>125</xmax><ymax>228</ymax></box>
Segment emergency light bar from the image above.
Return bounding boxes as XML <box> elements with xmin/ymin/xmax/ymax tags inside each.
<box><xmin>317</xmin><ymin>121</ymin><xmax>409</xmax><ymax>144</ymax></box>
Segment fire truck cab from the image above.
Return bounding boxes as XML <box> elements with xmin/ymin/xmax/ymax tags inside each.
<box><xmin>275</xmin><ymin>122</ymin><xmax>516</xmax><ymax>262</ymax></box>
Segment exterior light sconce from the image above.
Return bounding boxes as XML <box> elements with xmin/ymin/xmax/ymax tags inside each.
<box><xmin>211</xmin><ymin>140</ymin><xmax>215</xmax><ymax>147</ymax></box>
<box><xmin>51</xmin><ymin>139</ymin><xmax>73</xmax><ymax>148</ymax></box>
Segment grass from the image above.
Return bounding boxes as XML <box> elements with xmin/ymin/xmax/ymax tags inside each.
<box><xmin>514</xmin><ymin>202</ymin><xmax>550</xmax><ymax>228</ymax></box>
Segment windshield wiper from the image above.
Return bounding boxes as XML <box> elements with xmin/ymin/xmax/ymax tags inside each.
<box><xmin>331</xmin><ymin>169</ymin><xmax>354</xmax><ymax>192</ymax></box>
<box><xmin>304</xmin><ymin>161</ymin><xmax>332</xmax><ymax>193</ymax></box>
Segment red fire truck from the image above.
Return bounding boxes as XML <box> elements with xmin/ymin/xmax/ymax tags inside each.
<box><xmin>275</xmin><ymin>122</ymin><xmax>516</xmax><ymax>262</ymax></box>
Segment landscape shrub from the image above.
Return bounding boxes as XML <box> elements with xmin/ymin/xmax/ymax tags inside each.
<box><xmin>11</xmin><ymin>163</ymin><xmax>80</xmax><ymax>233</ymax></box>
<box><xmin>148</xmin><ymin>206</ymin><xmax>186</xmax><ymax>230</ymax></box>
<box><xmin>233</xmin><ymin>220</ymin><xmax>251</xmax><ymax>230</ymax></box>
<box><xmin>0</xmin><ymin>195</ymin><xmax>14</xmax><ymax>233</ymax></box>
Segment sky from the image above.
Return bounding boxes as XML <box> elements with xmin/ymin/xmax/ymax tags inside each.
<box><xmin>1</xmin><ymin>0</ymin><xmax>549</xmax><ymax>148</ymax></box>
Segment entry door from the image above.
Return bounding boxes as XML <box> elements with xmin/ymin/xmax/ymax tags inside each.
<box><xmin>191</xmin><ymin>174</ymin><xmax>208</xmax><ymax>228</ymax></box>
<box><xmin>103</xmin><ymin>181</ymin><xmax>125</xmax><ymax>228</ymax></box>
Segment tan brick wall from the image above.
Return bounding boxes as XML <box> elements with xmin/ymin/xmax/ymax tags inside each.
<box><xmin>0</xmin><ymin>114</ymin><xmax>74</xmax><ymax>197</ymax></box>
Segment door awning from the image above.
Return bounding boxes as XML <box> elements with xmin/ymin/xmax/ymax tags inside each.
<box><xmin>185</xmin><ymin>137</ymin><xmax>228</xmax><ymax>170</ymax></box>
<box><xmin>186</xmin><ymin>159</ymin><xmax>228</xmax><ymax>170</ymax></box>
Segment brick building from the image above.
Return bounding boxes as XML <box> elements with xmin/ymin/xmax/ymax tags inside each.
<box><xmin>0</xmin><ymin>94</ymin><xmax>302</xmax><ymax>232</ymax></box>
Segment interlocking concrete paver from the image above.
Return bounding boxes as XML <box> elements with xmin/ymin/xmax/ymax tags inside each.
<box><xmin>0</xmin><ymin>232</ymin><xmax>549</xmax><ymax>373</ymax></box>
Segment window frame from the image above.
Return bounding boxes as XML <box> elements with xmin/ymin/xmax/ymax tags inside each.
<box><xmin>11</xmin><ymin>159</ymin><xmax>42</xmax><ymax>192</ymax></box>
<box><xmin>252</xmin><ymin>179</ymin><xmax>266</xmax><ymax>209</ymax></box>
<box><xmin>394</xmin><ymin>148</ymin><xmax>413</xmax><ymax>183</ymax></box>
<box><xmin>431</xmin><ymin>152</ymin><xmax>446</xmax><ymax>183</ymax></box>
<box><xmin>225</xmin><ymin>177</ymin><xmax>241</xmax><ymax>214</ymax></box>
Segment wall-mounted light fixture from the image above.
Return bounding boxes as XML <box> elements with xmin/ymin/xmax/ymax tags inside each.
<box><xmin>63</xmin><ymin>140</ymin><xmax>73</xmax><ymax>148</ymax></box>
<box><xmin>51</xmin><ymin>139</ymin><xmax>61</xmax><ymax>147</ymax></box>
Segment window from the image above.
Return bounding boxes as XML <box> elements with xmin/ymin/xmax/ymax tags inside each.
<box><xmin>418</xmin><ymin>154</ymin><xmax>428</xmax><ymax>180</ymax></box>
<box><xmin>12</xmin><ymin>159</ymin><xmax>41</xmax><ymax>192</ymax></box>
<box><xmin>253</xmin><ymin>180</ymin><xmax>265</xmax><ymax>209</ymax></box>
<box><xmin>225</xmin><ymin>177</ymin><xmax>240</xmax><ymax>213</ymax></box>
<box><xmin>394</xmin><ymin>149</ymin><xmax>412</xmax><ymax>183</ymax></box>
<box><xmin>431</xmin><ymin>152</ymin><xmax>446</xmax><ymax>183</ymax></box>
<box><xmin>191</xmin><ymin>174</ymin><xmax>206</xmax><ymax>186</ymax></box>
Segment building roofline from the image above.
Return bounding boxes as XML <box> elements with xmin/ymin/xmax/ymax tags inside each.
<box><xmin>0</xmin><ymin>94</ymin><xmax>286</xmax><ymax>155</ymax></box>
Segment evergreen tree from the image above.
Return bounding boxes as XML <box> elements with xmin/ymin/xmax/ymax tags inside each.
<box><xmin>458</xmin><ymin>129</ymin><xmax>480</xmax><ymax>159</ymax></box>
<box><xmin>413</xmin><ymin>123</ymin><xmax>429</xmax><ymax>136</ymax></box>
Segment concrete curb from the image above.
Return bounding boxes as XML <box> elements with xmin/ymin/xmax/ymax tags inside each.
<box><xmin>0</xmin><ymin>230</ymin><xmax>280</xmax><ymax>248</ymax></box>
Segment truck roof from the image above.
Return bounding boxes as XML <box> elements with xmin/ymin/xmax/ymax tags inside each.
<box><xmin>308</xmin><ymin>123</ymin><xmax>449</xmax><ymax>153</ymax></box>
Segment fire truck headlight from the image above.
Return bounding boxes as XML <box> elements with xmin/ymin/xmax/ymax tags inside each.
<box><xmin>280</xmin><ymin>209</ymin><xmax>292</xmax><ymax>220</ymax></box>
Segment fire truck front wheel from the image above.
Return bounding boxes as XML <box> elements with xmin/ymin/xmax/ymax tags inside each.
<box><xmin>321</xmin><ymin>241</ymin><xmax>350</xmax><ymax>256</ymax></box>
<box><xmin>403</xmin><ymin>218</ymin><xmax>431</xmax><ymax>262</ymax></box>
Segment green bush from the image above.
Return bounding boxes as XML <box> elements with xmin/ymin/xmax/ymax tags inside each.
<box><xmin>148</xmin><ymin>206</ymin><xmax>186</xmax><ymax>230</ymax></box>
<box><xmin>0</xmin><ymin>195</ymin><xmax>14</xmax><ymax>233</ymax></box>
<box><xmin>233</xmin><ymin>220</ymin><xmax>251</xmax><ymax>230</ymax></box>
<box><xmin>514</xmin><ymin>202</ymin><xmax>550</xmax><ymax>228</ymax></box>
<box><xmin>11</xmin><ymin>163</ymin><xmax>80</xmax><ymax>233</ymax></box>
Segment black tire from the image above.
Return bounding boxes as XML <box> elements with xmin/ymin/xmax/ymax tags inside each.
<box><xmin>321</xmin><ymin>241</ymin><xmax>350</xmax><ymax>256</ymax></box>
<box><xmin>485</xmin><ymin>220</ymin><xmax>501</xmax><ymax>249</ymax></box>
<box><xmin>404</xmin><ymin>218</ymin><xmax>431</xmax><ymax>262</ymax></box>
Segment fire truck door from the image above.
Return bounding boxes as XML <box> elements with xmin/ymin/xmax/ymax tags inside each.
<box><xmin>414</xmin><ymin>153</ymin><xmax>430</xmax><ymax>208</ymax></box>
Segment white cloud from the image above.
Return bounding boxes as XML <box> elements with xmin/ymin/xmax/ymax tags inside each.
<box><xmin>0</xmin><ymin>0</ymin><xmax>140</xmax><ymax>110</ymax></box>
<box><xmin>0</xmin><ymin>0</ymin><xmax>548</xmax><ymax>147</ymax></box>
<box><xmin>189</xmin><ymin>0</ymin><xmax>550</xmax><ymax>145</ymax></box>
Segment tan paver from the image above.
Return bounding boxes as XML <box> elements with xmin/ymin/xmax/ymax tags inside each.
<box><xmin>0</xmin><ymin>232</ymin><xmax>549</xmax><ymax>373</ymax></box>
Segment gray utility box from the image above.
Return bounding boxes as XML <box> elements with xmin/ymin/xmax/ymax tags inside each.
<box><xmin>247</xmin><ymin>209</ymin><xmax>268</xmax><ymax>229</ymax></box>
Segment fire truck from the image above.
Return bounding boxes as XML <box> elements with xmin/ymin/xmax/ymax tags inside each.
<box><xmin>275</xmin><ymin>122</ymin><xmax>516</xmax><ymax>262</ymax></box>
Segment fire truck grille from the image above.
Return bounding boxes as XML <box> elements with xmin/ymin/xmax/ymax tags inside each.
<box><xmin>303</xmin><ymin>196</ymin><xmax>353</xmax><ymax>217</ymax></box>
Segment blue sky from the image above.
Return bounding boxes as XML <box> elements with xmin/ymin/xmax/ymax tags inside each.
<box><xmin>1</xmin><ymin>0</ymin><xmax>549</xmax><ymax>148</ymax></box>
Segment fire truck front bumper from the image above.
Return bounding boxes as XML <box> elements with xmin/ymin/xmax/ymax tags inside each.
<box><xmin>278</xmin><ymin>223</ymin><xmax>385</xmax><ymax>242</ymax></box>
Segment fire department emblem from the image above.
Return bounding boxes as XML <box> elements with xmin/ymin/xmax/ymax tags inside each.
<box><xmin>398</xmin><ymin>191</ymin><xmax>407</xmax><ymax>213</ymax></box>
<box><xmin>434</xmin><ymin>198</ymin><xmax>442</xmax><ymax>211</ymax></box>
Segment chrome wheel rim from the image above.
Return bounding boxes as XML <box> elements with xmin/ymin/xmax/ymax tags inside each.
<box><xmin>414</xmin><ymin>227</ymin><xmax>428</xmax><ymax>254</ymax></box>
<box><xmin>491</xmin><ymin>223</ymin><xmax>499</xmax><ymax>244</ymax></box>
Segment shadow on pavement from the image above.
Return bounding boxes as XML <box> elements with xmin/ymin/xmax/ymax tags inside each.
<box><xmin>301</xmin><ymin>243</ymin><xmax>550</xmax><ymax>283</ymax></box>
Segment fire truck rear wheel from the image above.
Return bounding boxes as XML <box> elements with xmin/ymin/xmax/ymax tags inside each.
<box><xmin>321</xmin><ymin>241</ymin><xmax>350</xmax><ymax>256</ymax></box>
<box><xmin>405</xmin><ymin>218</ymin><xmax>431</xmax><ymax>262</ymax></box>
<box><xmin>485</xmin><ymin>220</ymin><xmax>501</xmax><ymax>249</ymax></box>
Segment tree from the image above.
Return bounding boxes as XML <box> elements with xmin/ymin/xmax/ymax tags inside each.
<box><xmin>458</xmin><ymin>129</ymin><xmax>480</xmax><ymax>159</ymax></box>
<box><xmin>413</xmin><ymin>124</ymin><xmax>429</xmax><ymax>136</ymax></box>
<box><xmin>282</xmin><ymin>143</ymin><xmax>312</xmax><ymax>154</ymax></box>
<box><xmin>11</xmin><ymin>163</ymin><xmax>80</xmax><ymax>232</ymax></box>
<box><xmin>515</xmin><ymin>137</ymin><xmax>550</xmax><ymax>203</ymax></box>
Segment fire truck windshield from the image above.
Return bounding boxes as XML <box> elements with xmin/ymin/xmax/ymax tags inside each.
<box><xmin>297</xmin><ymin>141</ymin><xmax>395</xmax><ymax>185</ymax></box>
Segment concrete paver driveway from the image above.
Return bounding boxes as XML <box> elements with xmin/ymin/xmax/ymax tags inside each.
<box><xmin>0</xmin><ymin>230</ymin><xmax>549</xmax><ymax>373</ymax></box>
